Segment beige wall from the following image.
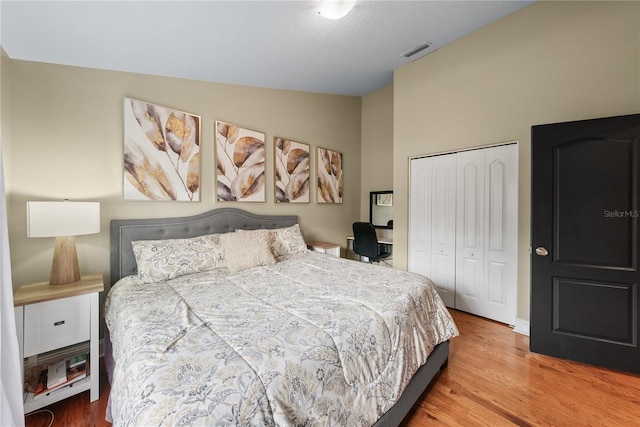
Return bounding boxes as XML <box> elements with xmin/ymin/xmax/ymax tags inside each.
<box><xmin>360</xmin><ymin>84</ymin><xmax>394</xmax><ymax>220</ymax></box>
<box><xmin>1</xmin><ymin>49</ymin><xmax>9</xmax><ymax>189</ymax></box>
<box><xmin>393</xmin><ymin>1</ymin><xmax>640</xmax><ymax>321</ymax></box>
<box><xmin>3</xmin><ymin>60</ymin><xmax>362</xmax><ymax>298</ymax></box>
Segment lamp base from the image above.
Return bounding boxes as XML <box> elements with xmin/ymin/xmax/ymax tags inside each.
<box><xmin>50</xmin><ymin>236</ymin><xmax>81</xmax><ymax>285</ymax></box>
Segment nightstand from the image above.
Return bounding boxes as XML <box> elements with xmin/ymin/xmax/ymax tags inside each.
<box><xmin>307</xmin><ymin>241</ymin><xmax>341</xmax><ymax>258</ymax></box>
<box><xmin>13</xmin><ymin>274</ymin><xmax>104</xmax><ymax>413</ymax></box>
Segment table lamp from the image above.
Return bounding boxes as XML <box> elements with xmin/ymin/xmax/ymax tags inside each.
<box><xmin>26</xmin><ymin>201</ymin><xmax>100</xmax><ymax>285</ymax></box>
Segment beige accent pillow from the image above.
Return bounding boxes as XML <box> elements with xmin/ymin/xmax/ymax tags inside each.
<box><xmin>220</xmin><ymin>229</ymin><xmax>276</xmax><ymax>272</ymax></box>
<box><xmin>132</xmin><ymin>233</ymin><xmax>225</xmax><ymax>283</ymax></box>
<box><xmin>271</xmin><ymin>224</ymin><xmax>308</xmax><ymax>259</ymax></box>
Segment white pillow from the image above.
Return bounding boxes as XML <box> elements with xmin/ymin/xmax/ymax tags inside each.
<box><xmin>132</xmin><ymin>233</ymin><xmax>225</xmax><ymax>283</ymax></box>
<box><xmin>219</xmin><ymin>229</ymin><xmax>276</xmax><ymax>272</ymax></box>
<box><xmin>271</xmin><ymin>224</ymin><xmax>308</xmax><ymax>259</ymax></box>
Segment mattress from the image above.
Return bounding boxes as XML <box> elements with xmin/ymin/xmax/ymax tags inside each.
<box><xmin>105</xmin><ymin>251</ymin><xmax>458</xmax><ymax>426</ymax></box>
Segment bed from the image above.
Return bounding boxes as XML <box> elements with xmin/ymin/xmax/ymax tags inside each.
<box><xmin>104</xmin><ymin>208</ymin><xmax>458</xmax><ymax>426</ymax></box>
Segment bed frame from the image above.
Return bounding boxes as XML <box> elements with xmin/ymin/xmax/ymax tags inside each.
<box><xmin>108</xmin><ymin>207</ymin><xmax>449</xmax><ymax>426</ymax></box>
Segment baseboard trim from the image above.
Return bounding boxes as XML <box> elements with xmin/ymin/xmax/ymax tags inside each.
<box><xmin>513</xmin><ymin>318</ymin><xmax>530</xmax><ymax>336</ymax></box>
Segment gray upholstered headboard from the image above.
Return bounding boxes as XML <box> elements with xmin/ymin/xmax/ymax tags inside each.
<box><xmin>110</xmin><ymin>207</ymin><xmax>298</xmax><ymax>285</ymax></box>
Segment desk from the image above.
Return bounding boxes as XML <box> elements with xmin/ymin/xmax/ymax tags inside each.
<box><xmin>346</xmin><ymin>236</ymin><xmax>393</xmax><ymax>265</ymax></box>
<box><xmin>347</xmin><ymin>236</ymin><xmax>394</xmax><ymax>245</ymax></box>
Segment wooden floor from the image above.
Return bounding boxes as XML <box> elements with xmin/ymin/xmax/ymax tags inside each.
<box><xmin>24</xmin><ymin>309</ymin><xmax>640</xmax><ymax>427</ymax></box>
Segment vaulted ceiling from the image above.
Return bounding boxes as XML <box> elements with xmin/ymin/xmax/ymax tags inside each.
<box><xmin>1</xmin><ymin>1</ymin><xmax>533</xmax><ymax>96</ymax></box>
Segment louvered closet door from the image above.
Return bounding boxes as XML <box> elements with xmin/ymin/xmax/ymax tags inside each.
<box><xmin>408</xmin><ymin>155</ymin><xmax>456</xmax><ymax>307</ymax></box>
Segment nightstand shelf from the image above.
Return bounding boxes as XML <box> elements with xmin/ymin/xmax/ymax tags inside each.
<box><xmin>13</xmin><ymin>274</ymin><xmax>103</xmax><ymax>414</ymax></box>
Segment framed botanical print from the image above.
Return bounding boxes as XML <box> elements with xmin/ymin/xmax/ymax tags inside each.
<box><xmin>274</xmin><ymin>137</ymin><xmax>310</xmax><ymax>203</ymax></box>
<box><xmin>216</xmin><ymin>121</ymin><xmax>266</xmax><ymax>202</ymax></box>
<box><xmin>123</xmin><ymin>97</ymin><xmax>201</xmax><ymax>201</ymax></box>
<box><xmin>317</xmin><ymin>147</ymin><xmax>343</xmax><ymax>203</ymax></box>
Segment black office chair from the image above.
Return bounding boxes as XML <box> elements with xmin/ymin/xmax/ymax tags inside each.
<box><xmin>352</xmin><ymin>222</ymin><xmax>391</xmax><ymax>264</ymax></box>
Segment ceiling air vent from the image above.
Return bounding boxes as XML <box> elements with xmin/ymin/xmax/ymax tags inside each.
<box><xmin>402</xmin><ymin>42</ymin><xmax>431</xmax><ymax>58</ymax></box>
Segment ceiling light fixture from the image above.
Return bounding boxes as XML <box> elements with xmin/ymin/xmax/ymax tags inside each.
<box><xmin>318</xmin><ymin>0</ymin><xmax>357</xmax><ymax>20</ymax></box>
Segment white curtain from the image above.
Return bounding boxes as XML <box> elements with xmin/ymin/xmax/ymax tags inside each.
<box><xmin>0</xmin><ymin>140</ymin><xmax>24</xmax><ymax>425</ymax></box>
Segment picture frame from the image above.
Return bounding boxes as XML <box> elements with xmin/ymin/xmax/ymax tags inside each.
<box><xmin>317</xmin><ymin>147</ymin><xmax>343</xmax><ymax>204</ymax></box>
<box><xmin>274</xmin><ymin>137</ymin><xmax>310</xmax><ymax>203</ymax></box>
<box><xmin>216</xmin><ymin>121</ymin><xmax>266</xmax><ymax>202</ymax></box>
<box><xmin>123</xmin><ymin>97</ymin><xmax>201</xmax><ymax>201</ymax></box>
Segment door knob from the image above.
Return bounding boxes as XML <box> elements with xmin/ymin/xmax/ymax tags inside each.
<box><xmin>535</xmin><ymin>247</ymin><xmax>549</xmax><ymax>256</ymax></box>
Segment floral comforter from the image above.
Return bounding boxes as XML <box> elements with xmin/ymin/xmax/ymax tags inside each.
<box><xmin>105</xmin><ymin>252</ymin><xmax>458</xmax><ymax>426</ymax></box>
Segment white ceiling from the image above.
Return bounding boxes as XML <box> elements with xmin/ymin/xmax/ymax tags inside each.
<box><xmin>1</xmin><ymin>0</ymin><xmax>533</xmax><ymax>97</ymax></box>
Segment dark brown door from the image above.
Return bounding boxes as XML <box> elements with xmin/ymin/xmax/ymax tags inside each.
<box><xmin>531</xmin><ymin>113</ymin><xmax>640</xmax><ymax>374</ymax></box>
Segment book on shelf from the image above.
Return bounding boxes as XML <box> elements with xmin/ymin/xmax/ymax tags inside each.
<box><xmin>69</xmin><ymin>353</ymin><xmax>87</xmax><ymax>369</ymax></box>
<box><xmin>31</xmin><ymin>353</ymin><xmax>89</xmax><ymax>399</ymax></box>
<box><xmin>47</xmin><ymin>359</ymin><xmax>67</xmax><ymax>389</ymax></box>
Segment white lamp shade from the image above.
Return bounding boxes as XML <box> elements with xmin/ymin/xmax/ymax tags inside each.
<box><xmin>27</xmin><ymin>201</ymin><xmax>100</xmax><ymax>238</ymax></box>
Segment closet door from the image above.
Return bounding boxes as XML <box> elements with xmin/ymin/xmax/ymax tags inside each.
<box><xmin>409</xmin><ymin>155</ymin><xmax>456</xmax><ymax>307</ymax></box>
<box><xmin>409</xmin><ymin>144</ymin><xmax>518</xmax><ymax>323</ymax></box>
<box><xmin>455</xmin><ymin>145</ymin><xmax>518</xmax><ymax>324</ymax></box>
<box><xmin>483</xmin><ymin>145</ymin><xmax>518</xmax><ymax>324</ymax></box>
<box><xmin>408</xmin><ymin>157</ymin><xmax>433</xmax><ymax>282</ymax></box>
<box><xmin>455</xmin><ymin>150</ymin><xmax>485</xmax><ymax>315</ymax></box>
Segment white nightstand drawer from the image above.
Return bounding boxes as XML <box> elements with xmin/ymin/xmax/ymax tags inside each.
<box><xmin>23</xmin><ymin>294</ymin><xmax>91</xmax><ymax>357</ymax></box>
